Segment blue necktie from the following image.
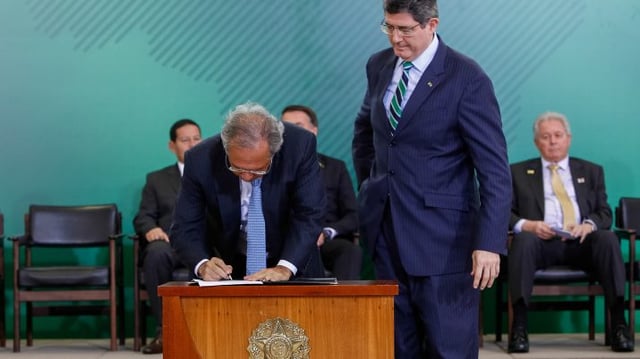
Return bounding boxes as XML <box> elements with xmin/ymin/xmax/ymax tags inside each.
<box><xmin>389</xmin><ymin>61</ymin><xmax>413</xmax><ymax>130</ymax></box>
<box><xmin>246</xmin><ymin>178</ymin><xmax>266</xmax><ymax>275</ymax></box>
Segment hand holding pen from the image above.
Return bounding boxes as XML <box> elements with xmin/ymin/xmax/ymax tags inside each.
<box><xmin>197</xmin><ymin>257</ymin><xmax>233</xmax><ymax>281</ymax></box>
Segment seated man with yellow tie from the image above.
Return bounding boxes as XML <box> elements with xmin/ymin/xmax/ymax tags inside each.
<box><xmin>507</xmin><ymin>111</ymin><xmax>633</xmax><ymax>353</ymax></box>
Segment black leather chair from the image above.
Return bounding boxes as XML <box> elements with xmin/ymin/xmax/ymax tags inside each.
<box><xmin>0</xmin><ymin>212</ymin><xmax>5</xmax><ymax>347</ymax></box>
<box><xmin>496</xmin><ymin>232</ymin><xmax>611</xmax><ymax>344</ymax></box>
<box><xmin>10</xmin><ymin>204</ymin><xmax>124</xmax><ymax>352</ymax></box>
<box><xmin>131</xmin><ymin>234</ymin><xmax>190</xmax><ymax>351</ymax></box>
<box><xmin>614</xmin><ymin>196</ymin><xmax>640</xmax><ymax>337</ymax></box>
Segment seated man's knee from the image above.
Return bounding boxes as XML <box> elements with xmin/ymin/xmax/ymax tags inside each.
<box><xmin>511</xmin><ymin>232</ymin><xmax>539</xmax><ymax>252</ymax></box>
<box><xmin>590</xmin><ymin>230</ymin><xmax>621</xmax><ymax>250</ymax></box>
<box><xmin>144</xmin><ymin>240</ymin><xmax>174</xmax><ymax>264</ymax></box>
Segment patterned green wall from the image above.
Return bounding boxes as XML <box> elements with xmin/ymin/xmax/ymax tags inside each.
<box><xmin>1</xmin><ymin>0</ymin><xmax>639</xmax><ymax>340</ymax></box>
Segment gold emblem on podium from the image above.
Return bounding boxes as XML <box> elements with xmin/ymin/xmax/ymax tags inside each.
<box><xmin>247</xmin><ymin>317</ymin><xmax>310</xmax><ymax>358</ymax></box>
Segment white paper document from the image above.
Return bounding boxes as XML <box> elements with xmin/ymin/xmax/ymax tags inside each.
<box><xmin>193</xmin><ymin>279</ymin><xmax>263</xmax><ymax>287</ymax></box>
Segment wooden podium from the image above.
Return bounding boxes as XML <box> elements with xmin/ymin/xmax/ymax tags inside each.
<box><xmin>158</xmin><ymin>280</ymin><xmax>398</xmax><ymax>358</ymax></box>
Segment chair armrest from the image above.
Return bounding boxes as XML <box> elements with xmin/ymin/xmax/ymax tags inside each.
<box><xmin>614</xmin><ymin>228</ymin><xmax>636</xmax><ymax>239</ymax></box>
<box><xmin>130</xmin><ymin>234</ymin><xmax>143</xmax><ymax>270</ymax></box>
<box><xmin>8</xmin><ymin>234</ymin><xmax>28</xmax><ymax>245</ymax></box>
<box><xmin>615</xmin><ymin>227</ymin><xmax>637</xmax><ymax>285</ymax></box>
<box><xmin>109</xmin><ymin>233</ymin><xmax>124</xmax><ymax>241</ymax></box>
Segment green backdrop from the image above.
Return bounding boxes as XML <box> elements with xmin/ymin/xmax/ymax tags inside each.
<box><xmin>1</xmin><ymin>0</ymin><xmax>639</xmax><ymax>340</ymax></box>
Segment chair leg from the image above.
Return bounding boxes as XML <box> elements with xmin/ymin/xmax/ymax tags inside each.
<box><xmin>506</xmin><ymin>288</ymin><xmax>513</xmax><ymax>341</ymax></box>
<box><xmin>495</xmin><ymin>279</ymin><xmax>503</xmax><ymax>342</ymax></box>
<box><xmin>478</xmin><ymin>295</ymin><xmax>484</xmax><ymax>347</ymax></box>
<box><xmin>605</xmin><ymin>307</ymin><xmax>611</xmax><ymax>346</ymax></box>
<box><xmin>118</xmin><ymin>286</ymin><xmax>125</xmax><ymax>346</ymax></box>
<box><xmin>133</xmin><ymin>298</ymin><xmax>141</xmax><ymax>351</ymax></box>
<box><xmin>141</xmin><ymin>300</ymin><xmax>149</xmax><ymax>347</ymax></box>
<box><xmin>13</xmin><ymin>292</ymin><xmax>20</xmax><ymax>352</ymax></box>
<box><xmin>588</xmin><ymin>296</ymin><xmax>595</xmax><ymax>341</ymax></box>
<box><xmin>0</xmin><ymin>288</ymin><xmax>5</xmax><ymax>348</ymax></box>
<box><xmin>26</xmin><ymin>302</ymin><xmax>32</xmax><ymax>347</ymax></box>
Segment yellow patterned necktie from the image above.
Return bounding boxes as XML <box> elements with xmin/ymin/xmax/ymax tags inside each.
<box><xmin>549</xmin><ymin>164</ymin><xmax>576</xmax><ymax>229</ymax></box>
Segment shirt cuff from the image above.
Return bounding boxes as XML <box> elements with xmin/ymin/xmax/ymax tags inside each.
<box><xmin>277</xmin><ymin>260</ymin><xmax>297</xmax><ymax>276</ymax></box>
<box><xmin>513</xmin><ymin>219</ymin><xmax>525</xmax><ymax>234</ymax></box>
<box><xmin>323</xmin><ymin>227</ymin><xmax>336</xmax><ymax>240</ymax></box>
<box><xmin>583</xmin><ymin>219</ymin><xmax>597</xmax><ymax>231</ymax></box>
<box><xmin>194</xmin><ymin>258</ymin><xmax>209</xmax><ymax>278</ymax></box>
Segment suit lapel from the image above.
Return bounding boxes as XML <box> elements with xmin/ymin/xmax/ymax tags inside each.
<box><xmin>396</xmin><ymin>37</ymin><xmax>447</xmax><ymax>133</ymax></box>
<box><xmin>376</xmin><ymin>54</ymin><xmax>399</xmax><ymax>134</ymax></box>
<box><xmin>168</xmin><ymin>164</ymin><xmax>181</xmax><ymax>196</ymax></box>
<box><xmin>212</xmin><ymin>144</ymin><xmax>241</xmax><ymax>233</ymax></box>
<box><xmin>527</xmin><ymin>160</ymin><xmax>545</xmax><ymax>215</ymax></box>
<box><xmin>569</xmin><ymin>158</ymin><xmax>588</xmax><ymax>216</ymax></box>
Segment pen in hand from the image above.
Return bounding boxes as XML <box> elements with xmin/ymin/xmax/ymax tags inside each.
<box><xmin>227</xmin><ymin>273</ymin><xmax>233</xmax><ymax>280</ymax></box>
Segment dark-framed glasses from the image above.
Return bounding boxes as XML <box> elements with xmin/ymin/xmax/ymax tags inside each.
<box><xmin>380</xmin><ymin>21</ymin><xmax>423</xmax><ymax>37</ymax></box>
<box><xmin>225</xmin><ymin>154</ymin><xmax>272</xmax><ymax>176</ymax></box>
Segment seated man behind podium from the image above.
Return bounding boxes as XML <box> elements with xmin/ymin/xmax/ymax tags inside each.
<box><xmin>508</xmin><ymin>111</ymin><xmax>633</xmax><ymax>353</ymax></box>
<box><xmin>133</xmin><ymin>118</ymin><xmax>202</xmax><ymax>354</ymax></box>
<box><xmin>171</xmin><ymin>102</ymin><xmax>326</xmax><ymax>282</ymax></box>
<box><xmin>281</xmin><ymin>104</ymin><xmax>362</xmax><ymax>280</ymax></box>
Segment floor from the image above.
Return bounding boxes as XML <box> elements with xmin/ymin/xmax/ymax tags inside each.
<box><xmin>0</xmin><ymin>334</ymin><xmax>638</xmax><ymax>358</ymax></box>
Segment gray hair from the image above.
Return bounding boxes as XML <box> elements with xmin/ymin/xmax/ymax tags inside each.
<box><xmin>533</xmin><ymin>111</ymin><xmax>572</xmax><ymax>138</ymax></box>
<box><xmin>384</xmin><ymin>0</ymin><xmax>439</xmax><ymax>24</ymax></box>
<box><xmin>221</xmin><ymin>102</ymin><xmax>284</xmax><ymax>155</ymax></box>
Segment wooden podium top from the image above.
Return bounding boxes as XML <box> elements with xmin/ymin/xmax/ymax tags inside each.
<box><xmin>159</xmin><ymin>280</ymin><xmax>398</xmax><ymax>297</ymax></box>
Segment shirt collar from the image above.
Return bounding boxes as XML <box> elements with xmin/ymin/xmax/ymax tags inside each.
<box><xmin>395</xmin><ymin>32</ymin><xmax>439</xmax><ymax>75</ymax></box>
<box><xmin>541</xmin><ymin>156</ymin><xmax>570</xmax><ymax>171</ymax></box>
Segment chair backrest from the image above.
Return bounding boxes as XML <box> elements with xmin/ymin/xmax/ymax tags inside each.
<box><xmin>617</xmin><ymin>197</ymin><xmax>640</xmax><ymax>230</ymax></box>
<box><xmin>27</xmin><ymin>204</ymin><xmax>119</xmax><ymax>246</ymax></box>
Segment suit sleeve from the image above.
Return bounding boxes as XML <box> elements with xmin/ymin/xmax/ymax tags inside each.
<box><xmin>352</xmin><ymin>57</ymin><xmax>376</xmax><ymax>186</ymax></box>
<box><xmin>278</xmin><ymin>133</ymin><xmax>327</xmax><ymax>270</ymax></box>
<box><xmin>171</xmin><ymin>152</ymin><xmax>211</xmax><ymax>272</ymax></box>
<box><xmin>584</xmin><ymin>164</ymin><xmax>613</xmax><ymax>229</ymax></box>
<box><xmin>133</xmin><ymin>173</ymin><xmax>160</xmax><ymax>235</ymax></box>
<box><xmin>458</xmin><ymin>70</ymin><xmax>512</xmax><ymax>253</ymax></box>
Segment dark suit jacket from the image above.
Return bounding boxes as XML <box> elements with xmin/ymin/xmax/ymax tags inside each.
<box><xmin>352</xmin><ymin>35</ymin><xmax>512</xmax><ymax>276</ymax></box>
<box><xmin>133</xmin><ymin>164</ymin><xmax>181</xmax><ymax>236</ymax></box>
<box><xmin>171</xmin><ymin>123</ymin><xmax>327</xmax><ymax>277</ymax></box>
<box><xmin>509</xmin><ymin>157</ymin><xmax>612</xmax><ymax>230</ymax></box>
<box><xmin>318</xmin><ymin>153</ymin><xmax>358</xmax><ymax>239</ymax></box>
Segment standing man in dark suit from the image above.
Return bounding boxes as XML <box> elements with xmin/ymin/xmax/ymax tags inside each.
<box><xmin>352</xmin><ymin>1</ymin><xmax>511</xmax><ymax>357</ymax></box>
<box><xmin>133</xmin><ymin>118</ymin><xmax>201</xmax><ymax>354</ymax></box>
<box><xmin>281</xmin><ymin>104</ymin><xmax>362</xmax><ymax>280</ymax></box>
<box><xmin>508</xmin><ymin>111</ymin><xmax>633</xmax><ymax>353</ymax></box>
<box><xmin>171</xmin><ymin>102</ymin><xmax>326</xmax><ymax>282</ymax></box>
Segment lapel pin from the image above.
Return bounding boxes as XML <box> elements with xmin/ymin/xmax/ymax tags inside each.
<box><xmin>527</xmin><ymin>169</ymin><xmax>535</xmax><ymax>175</ymax></box>
<box><xmin>577</xmin><ymin>177</ymin><xmax>585</xmax><ymax>183</ymax></box>
<box><xmin>427</xmin><ymin>81</ymin><xmax>433</xmax><ymax>87</ymax></box>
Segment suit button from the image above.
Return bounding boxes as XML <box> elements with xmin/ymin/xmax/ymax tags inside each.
<box><xmin>389</xmin><ymin>170</ymin><xmax>395</xmax><ymax>175</ymax></box>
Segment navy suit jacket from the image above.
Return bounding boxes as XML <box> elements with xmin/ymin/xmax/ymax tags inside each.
<box><xmin>509</xmin><ymin>157</ymin><xmax>612</xmax><ymax>230</ymax></box>
<box><xmin>171</xmin><ymin>123</ymin><xmax>326</xmax><ymax>277</ymax></box>
<box><xmin>133</xmin><ymin>164</ymin><xmax>181</xmax><ymax>236</ymax></box>
<box><xmin>352</xmin><ymin>36</ymin><xmax>512</xmax><ymax>276</ymax></box>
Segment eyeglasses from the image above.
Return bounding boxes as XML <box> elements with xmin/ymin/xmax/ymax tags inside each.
<box><xmin>225</xmin><ymin>154</ymin><xmax>272</xmax><ymax>176</ymax></box>
<box><xmin>380</xmin><ymin>21</ymin><xmax>423</xmax><ymax>37</ymax></box>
